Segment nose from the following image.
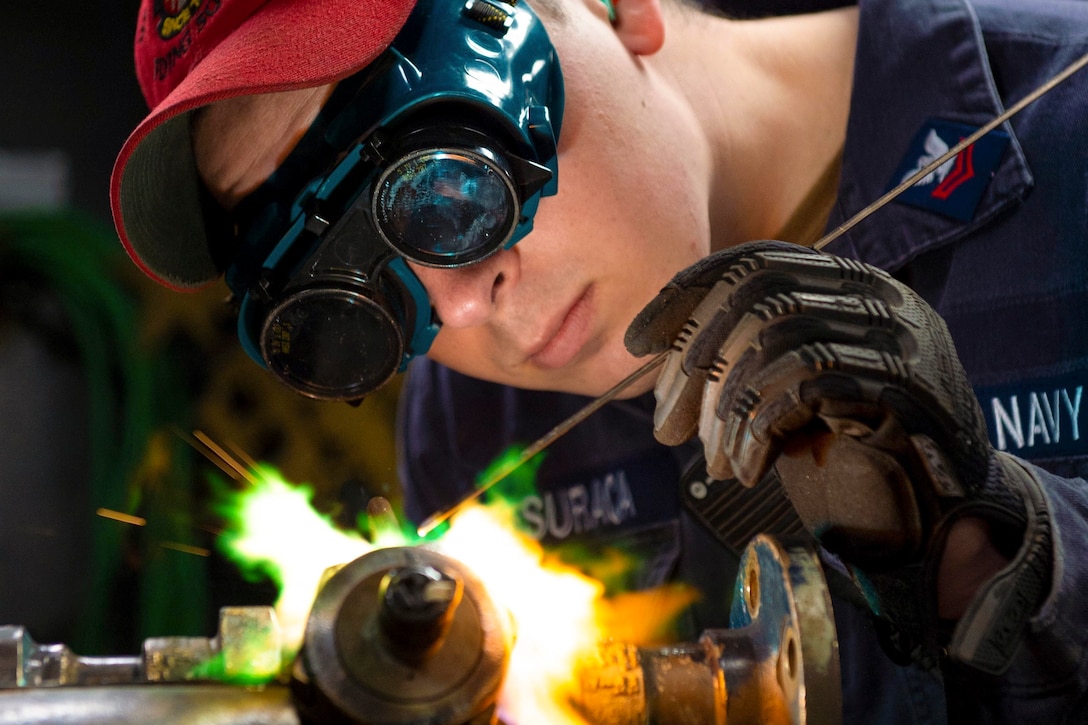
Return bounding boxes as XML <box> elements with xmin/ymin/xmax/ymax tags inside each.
<box><xmin>408</xmin><ymin>249</ymin><xmax>518</xmax><ymax>328</ymax></box>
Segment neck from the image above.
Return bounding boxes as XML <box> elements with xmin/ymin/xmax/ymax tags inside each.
<box><xmin>655</xmin><ymin>5</ymin><xmax>859</xmax><ymax>250</ymax></box>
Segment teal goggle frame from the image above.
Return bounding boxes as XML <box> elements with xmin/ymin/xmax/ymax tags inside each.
<box><xmin>226</xmin><ymin>0</ymin><xmax>564</xmax><ymax>401</ymax></box>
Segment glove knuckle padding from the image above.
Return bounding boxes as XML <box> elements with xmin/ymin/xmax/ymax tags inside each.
<box><xmin>708</xmin><ymin>246</ymin><xmax>976</xmax><ymax>460</ymax></box>
<box><xmin>624</xmin><ymin>239</ymin><xmax>803</xmax><ymax>356</ymax></box>
<box><xmin>636</xmin><ymin>240</ymin><xmax>995</xmax><ymax>546</ymax></box>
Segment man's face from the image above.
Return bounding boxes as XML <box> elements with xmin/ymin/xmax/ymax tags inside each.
<box><xmin>195</xmin><ymin>0</ymin><xmax>711</xmax><ymax>398</ymax></box>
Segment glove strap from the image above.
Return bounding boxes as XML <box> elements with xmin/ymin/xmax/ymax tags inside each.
<box><xmin>945</xmin><ymin>453</ymin><xmax>1053</xmax><ymax>675</ymax></box>
<box><xmin>846</xmin><ymin>450</ymin><xmax>1052</xmax><ymax>674</ymax></box>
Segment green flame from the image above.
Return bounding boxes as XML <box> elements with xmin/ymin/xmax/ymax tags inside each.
<box><xmin>479</xmin><ymin>445</ymin><xmax>547</xmax><ymax>507</ymax></box>
<box><xmin>200</xmin><ymin>443</ymin><xmax>668</xmax><ymax>682</ymax></box>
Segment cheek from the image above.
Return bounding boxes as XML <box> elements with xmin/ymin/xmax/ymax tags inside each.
<box><xmin>555</xmin><ymin>144</ymin><xmax>710</xmax><ymax>286</ymax></box>
<box><xmin>425</xmin><ymin>327</ymin><xmax>486</xmax><ymax>372</ymax></box>
<box><xmin>555</xmin><ymin>104</ymin><xmax>711</xmax><ymax>273</ymax></box>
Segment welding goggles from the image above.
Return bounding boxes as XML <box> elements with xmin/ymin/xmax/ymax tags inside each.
<box><xmin>226</xmin><ymin>0</ymin><xmax>564</xmax><ymax>401</ymax></box>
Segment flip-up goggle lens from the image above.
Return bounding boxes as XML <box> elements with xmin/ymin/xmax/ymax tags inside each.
<box><xmin>374</xmin><ymin>146</ymin><xmax>520</xmax><ymax>267</ymax></box>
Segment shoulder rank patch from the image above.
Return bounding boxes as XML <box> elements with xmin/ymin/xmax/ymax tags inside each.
<box><xmin>888</xmin><ymin>118</ymin><xmax>1010</xmax><ymax>222</ymax></box>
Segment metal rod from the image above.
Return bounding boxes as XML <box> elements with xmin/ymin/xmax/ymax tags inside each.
<box><xmin>416</xmin><ymin>47</ymin><xmax>1088</xmax><ymax>538</ymax></box>
<box><xmin>416</xmin><ymin>351</ymin><xmax>668</xmax><ymax>536</ymax></box>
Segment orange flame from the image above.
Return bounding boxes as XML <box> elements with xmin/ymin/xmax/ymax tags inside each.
<box><xmin>438</xmin><ymin>504</ymin><xmax>601</xmax><ymax>723</ymax></box>
<box><xmin>215</xmin><ymin>464</ymin><xmax>696</xmax><ymax>723</ymax></box>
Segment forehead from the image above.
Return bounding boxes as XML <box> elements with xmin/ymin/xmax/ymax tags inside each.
<box><xmin>191</xmin><ymin>84</ymin><xmax>335</xmax><ymax>209</ymax></box>
<box><xmin>191</xmin><ymin>0</ymin><xmax>575</xmax><ymax>208</ymax></box>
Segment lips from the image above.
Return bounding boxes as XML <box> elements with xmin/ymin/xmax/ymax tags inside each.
<box><xmin>528</xmin><ymin>286</ymin><xmax>594</xmax><ymax>370</ymax></box>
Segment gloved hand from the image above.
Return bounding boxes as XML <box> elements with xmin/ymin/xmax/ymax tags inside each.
<box><xmin>625</xmin><ymin>240</ymin><xmax>1052</xmax><ymax>674</ymax></box>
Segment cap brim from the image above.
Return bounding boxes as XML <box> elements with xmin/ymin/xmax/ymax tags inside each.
<box><xmin>112</xmin><ymin>0</ymin><xmax>417</xmax><ymax>290</ymax></box>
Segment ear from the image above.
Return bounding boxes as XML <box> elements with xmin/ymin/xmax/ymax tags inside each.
<box><xmin>611</xmin><ymin>0</ymin><xmax>665</xmax><ymax>55</ymax></box>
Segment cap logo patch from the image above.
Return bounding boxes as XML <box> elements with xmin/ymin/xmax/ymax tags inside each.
<box><xmin>887</xmin><ymin>118</ymin><xmax>1010</xmax><ymax>222</ymax></box>
<box><xmin>158</xmin><ymin>0</ymin><xmax>204</xmax><ymax>39</ymax></box>
<box><xmin>151</xmin><ymin>0</ymin><xmax>222</xmax><ymax>83</ymax></box>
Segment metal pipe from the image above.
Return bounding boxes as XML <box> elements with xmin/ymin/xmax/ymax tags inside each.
<box><xmin>295</xmin><ymin>547</ymin><xmax>510</xmax><ymax>725</ymax></box>
<box><xmin>576</xmin><ymin>536</ymin><xmax>841</xmax><ymax>725</ymax></box>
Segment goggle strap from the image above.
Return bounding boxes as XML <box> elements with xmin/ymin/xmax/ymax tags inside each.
<box><xmin>386</xmin><ymin>257</ymin><xmax>441</xmax><ymax>366</ymax></box>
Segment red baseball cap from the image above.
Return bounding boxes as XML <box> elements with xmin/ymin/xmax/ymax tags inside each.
<box><xmin>111</xmin><ymin>0</ymin><xmax>418</xmax><ymax>290</ymax></box>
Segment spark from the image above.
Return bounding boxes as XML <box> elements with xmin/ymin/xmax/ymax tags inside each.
<box><xmin>95</xmin><ymin>508</ymin><xmax>147</xmax><ymax>526</ymax></box>
<box><xmin>160</xmin><ymin>541</ymin><xmax>211</xmax><ymax>557</ymax></box>
<box><xmin>207</xmin><ymin>443</ymin><xmax>696</xmax><ymax>722</ymax></box>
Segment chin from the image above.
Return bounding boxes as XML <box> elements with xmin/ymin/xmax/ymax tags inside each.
<box><xmin>534</xmin><ymin>350</ymin><xmax>659</xmax><ymax>399</ymax></box>
<box><xmin>431</xmin><ymin>334</ymin><xmax>660</xmax><ymax>398</ymax></box>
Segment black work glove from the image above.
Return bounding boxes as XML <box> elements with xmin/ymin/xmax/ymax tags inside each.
<box><xmin>625</xmin><ymin>240</ymin><xmax>1052</xmax><ymax>674</ymax></box>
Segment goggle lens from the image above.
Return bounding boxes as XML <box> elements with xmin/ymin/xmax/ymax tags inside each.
<box><xmin>375</xmin><ymin>149</ymin><xmax>518</xmax><ymax>266</ymax></box>
<box><xmin>261</xmin><ymin>288</ymin><xmax>404</xmax><ymax>399</ymax></box>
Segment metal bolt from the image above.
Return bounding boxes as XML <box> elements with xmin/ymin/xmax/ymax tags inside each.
<box><xmin>378</xmin><ymin>565</ymin><xmax>463</xmax><ymax>663</ymax></box>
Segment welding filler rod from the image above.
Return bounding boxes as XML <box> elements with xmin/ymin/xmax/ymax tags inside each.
<box><xmin>416</xmin><ymin>47</ymin><xmax>1088</xmax><ymax>538</ymax></box>
<box><xmin>416</xmin><ymin>351</ymin><xmax>668</xmax><ymax>535</ymax></box>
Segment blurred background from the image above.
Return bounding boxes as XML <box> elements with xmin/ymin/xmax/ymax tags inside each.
<box><xmin>0</xmin><ymin>0</ymin><xmax>404</xmax><ymax>655</ymax></box>
<box><xmin>0</xmin><ymin>0</ymin><xmax>852</xmax><ymax>656</ymax></box>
